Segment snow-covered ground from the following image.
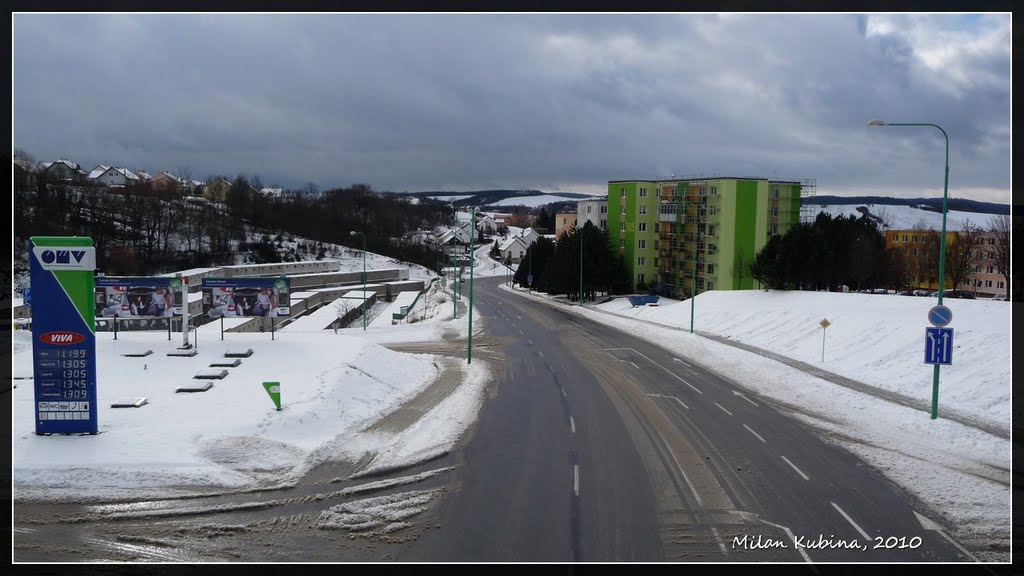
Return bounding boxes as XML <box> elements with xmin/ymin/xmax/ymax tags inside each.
<box><xmin>499</xmin><ymin>284</ymin><xmax>1011</xmax><ymax>560</ymax></box>
<box><xmin>811</xmin><ymin>204</ymin><xmax>1002</xmax><ymax>231</ymax></box>
<box><xmin>13</xmin><ymin>278</ymin><xmax>489</xmax><ymax>502</ymax></box>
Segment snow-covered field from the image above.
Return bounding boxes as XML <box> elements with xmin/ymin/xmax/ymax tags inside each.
<box><xmin>487</xmin><ymin>194</ymin><xmax>594</xmax><ymax>208</ymax></box>
<box><xmin>811</xmin><ymin>203</ymin><xmax>1002</xmax><ymax>231</ymax></box>
<box><xmin>500</xmin><ymin>284</ymin><xmax>1011</xmax><ymax>560</ymax></box>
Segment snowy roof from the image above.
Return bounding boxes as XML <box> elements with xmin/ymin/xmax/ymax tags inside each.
<box><xmin>88</xmin><ymin>165</ymin><xmax>110</xmax><ymax>179</ymax></box>
<box><xmin>260</xmin><ymin>187</ymin><xmax>284</xmax><ymax>196</ymax></box>
<box><xmin>499</xmin><ymin>235</ymin><xmax>527</xmax><ymax>251</ymax></box>
<box><xmin>42</xmin><ymin>159</ymin><xmax>81</xmax><ymax>172</ymax></box>
<box><xmin>115</xmin><ymin>167</ymin><xmax>140</xmax><ymax>180</ymax></box>
<box><xmin>135</xmin><ymin>170</ymin><xmax>152</xmax><ymax>180</ymax></box>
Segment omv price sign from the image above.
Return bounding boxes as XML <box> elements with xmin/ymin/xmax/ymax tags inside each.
<box><xmin>30</xmin><ymin>237</ymin><xmax>98</xmax><ymax>435</ymax></box>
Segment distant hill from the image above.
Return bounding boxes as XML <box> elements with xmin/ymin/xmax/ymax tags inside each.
<box><xmin>406</xmin><ymin>189</ymin><xmax>597</xmax><ymax>207</ymax></box>
<box><xmin>811</xmin><ymin>195</ymin><xmax>1009</xmax><ymax>215</ymax></box>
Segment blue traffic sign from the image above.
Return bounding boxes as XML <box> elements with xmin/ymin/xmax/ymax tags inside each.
<box><xmin>528</xmin><ymin>274</ymin><xmax>533</xmax><ymax>285</ymax></box>
<box><xmin>924</xmin><ymin>327</ymin><xmax>953</xmax><ymax>365</ymax></box>
<box><xmin>23</xmin><ymin>287</ymin><xmax>31</xmax><ymax>307</ymax></box>
<box><xmin>928</xmin><ymin>305</ymin><xmax>953</xmax><ymax>327</ymax></box>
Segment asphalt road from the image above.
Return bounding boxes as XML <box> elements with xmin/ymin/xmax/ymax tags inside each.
<box><xmin>402</xmin><ymin>276</ymin><xmax>984</xmax><ymax>564</ymax></box>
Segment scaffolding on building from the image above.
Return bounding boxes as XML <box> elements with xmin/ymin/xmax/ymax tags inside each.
<box><xmin>800</xmin><ymin>178</ymin><xmax>817</xmax><ymax>223</ymax></box>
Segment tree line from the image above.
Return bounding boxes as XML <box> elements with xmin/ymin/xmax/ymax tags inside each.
<box><xmin>512</xmin><ymin>222</ymin><xmax>631</xmax><ymax>300</ymax></box>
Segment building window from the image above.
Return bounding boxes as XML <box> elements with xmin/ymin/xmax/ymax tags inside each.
<box><xmin>770</xmin><ymin>224</ymin><xmax>778</xmax><ymax>235</ymax></box>
<box><xmin>710</xmin><ymin>186</ymin><xmax>718</xmax><ymax>196</ymax></box>
<box><xmin>639</xmin><ymin>205</ymin><xmax>647</xmax><ymax>215</ymax></box>
<box><xmin>707</xmin><ymin>263</ymin><xmax>714</xmax><ymax>274</ymax></box>
<box><xmin>600</xmin><ymin>219</ymin><xmax>607</xmax><ymax>229</ymax></box>
<box><xmin>600</xmin><ymin>206</ymin><xmax>608</xmax><ymax>214</ymax></box>
<box><xmin>638</xmin><ymin>222</ymin><xmax>647</xmax><ymax>232</ymax></box>
<box><xmin>638</xmin><ymin>273</ymin><xmax>645</xmax><ymax>284</ymax></box>
<box><xmin>621</xmin><ymin>188</ymin><xmax>626</xmax><ymax>197</ymax></box>
<box><xmin>708</xmin><ymin>225</ymin><xmax>716</xmax><ymax>236</ymax></box>
<box><xmin>709</xmin><ymin>206</ymin><xmax>717</xmax><ymax>216</ymax></box>
<box><xmin>638</xmin><ymin>256</ymin><xmax>645</xmax><ymax>266</ymax></box>
<box><xmin>640</xmin><ymin>188</ymin><xmax>647</xmax><ymax>197</ymax></box>
<box><xmin>639</xmin><ymin>239</ymin><xmax>646</xmax><ymax>249</ymax></box>
<box><xmin>986</xmin><ymin>280</ymin><xmax>993</xmax><ymax>288</ymax></box>
<box><xmin>620</xmin><ymin>222</ymin><xmax>626</xmax><ymax>232</ymax></box>
<box><xmin>707</xmin><ymin>282</ymin><xmax>713</xmax><ymax>290</ymax></box>
<box><xmin>587</xmin><ymin>206</ymin><xmax>592</xmax><ymax>214</ymax></box>
<box><xmin>620</xmin><ymin>239</ymin><xmax>625</xmax><ymax>248</ymax></box>
<box><xmin>773</xmin><ymin>188</ymin><xmax>780</xmax><ymax>198</ymax></box>
<box><xmin>708</xmin><ymin>243</ymin><xmax>717</xmax><ymax>254</ymax></box>
<box><xmin>621</xmin><ymin>205</ymin><xmax>626</xmax><ymax>215</ymax></box>
<box><xmin>912</xmin><ymin>235</ymin><xmax>918</xmax><ymax>243</ymax></box>
<box><xmin>998</xmin><ymin>281</ymin><xmax>1005</xmax><ymax>289</ymax></box>
<box><xmin>771</xmin><ymin>207</ymin><xmax>778</xmax><ymax>216</ymax></box>
<box><xmin>902</xmin><ymin>235</ymin><xmax>908</xmax><ymax>242</ymax></box>
<box><xmin>656</xmin><ymin>188</ymin><xmax>661</xmax><ymax>197</ymax></box>
<box><xmin>654</xmin><ymin>239</ymin><xmax>659</xmax><ymax>250</ymax></box>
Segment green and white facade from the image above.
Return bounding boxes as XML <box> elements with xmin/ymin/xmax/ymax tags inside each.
<box><xmin>607</xmin><ymin>178</ymin><xmax>802</xmax><ymax>296</ymax></box>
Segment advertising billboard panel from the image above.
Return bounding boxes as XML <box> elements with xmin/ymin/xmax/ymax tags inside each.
<box><xmin>202</xmin><ymin>277</ymin><xmax>291</xmax><ymax>319</ymax></box>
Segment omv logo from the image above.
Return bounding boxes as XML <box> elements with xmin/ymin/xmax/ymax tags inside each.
<box><xmin>39</xmin><ymin>331</ymin><xmax>86</xmax><ymax>345</ymax></box>
<box><xmin>33</xmin><ymin>246</ymin><xmax>95</xmax><ymax>271</ymax></box>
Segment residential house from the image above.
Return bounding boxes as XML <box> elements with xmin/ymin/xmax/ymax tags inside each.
<box><xmin>40</xmin><ymin>159</ymin><xmax>88</xmax><ymax>184</ymax></box>
<box><xmin>476</xmin><ymin>213</ymin><xmax>498</xmax><ymax>234</ymax></box>
<box><xmin>91</xmin><ymin>166</ymin><xmax>141</xmax><ymax>188</ymax></box>
<box><xmin>886</xmin><ymin>229</ymin><xmax>1007</xmax><ymax>299</ymax></box>
<box><xmin>499</xmin><ymin>235</ymin><xmax>529</xmax><ymax>264</ymax></box>
<box><xmin>519</xmin><ymin>227</ymin><xmax>541</xmax><ymax>247</ymax></box>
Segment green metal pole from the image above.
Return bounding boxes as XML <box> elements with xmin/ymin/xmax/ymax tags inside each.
<box><xmin>688</xmin><ymin>189</ymin><xmax>695</xmax><ymax>334</ymax></box>
<box><xmin>529</xmin><ymin>248</ymin><xmax>532</xmax><ymax>293</ymax></box>
<box><xmin>884</xmin><ymin>122</ymin><xmax>948</xmax><ymax>419</ymax></box>
<box><xmin>468</xmin><ymin>208</ymin><xmax>475</xmax><ymax>364</ymax></box>
<box><xmin>362</xmin><ymin>235</ymin><xmax>366</xmax><ymax>330</ymax></box>
<box><xmin>579</xmin><ymin>225</ymin><xmax>584</xmax><ymax>306</ymax></box>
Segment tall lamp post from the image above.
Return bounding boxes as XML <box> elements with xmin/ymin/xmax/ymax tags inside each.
<box><xmin>868</xmin><ymin>119</ymin><xmax>949</xmax><ymax>420</ymax></box>
<box><xmin>579</xmin><ymin>223</ymin><xmax>584</xmax><ymax>307</ymax></box>
<box><xmin>350</xmin><ymin>231</ymin><xmax>367</xmax><ymax>330</ymax></box>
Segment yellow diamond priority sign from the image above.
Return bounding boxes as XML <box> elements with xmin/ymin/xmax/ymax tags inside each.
<box><xmin>820</xmin><ymin>318</ymin><xmax>831</xmax><ymax>329</ymax></box>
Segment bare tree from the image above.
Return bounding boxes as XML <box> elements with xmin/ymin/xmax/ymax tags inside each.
<box><xmin>988</xmin><ymin>214</ymin><xmax>1010</xmax><ymax>299</ymax></box>
<box><xmin>945</xmin><ymin>222</ymin><xmax>984</xmax><ymax>293</ymax></box>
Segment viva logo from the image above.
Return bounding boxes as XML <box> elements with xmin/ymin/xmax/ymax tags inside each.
<box><xmin>39</xmin><ymin>331</ymin><xmax>86</xmax><ymax>345</ymax></box>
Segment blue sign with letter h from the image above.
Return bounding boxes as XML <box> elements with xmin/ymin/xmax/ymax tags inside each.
<box><xmin>924</xmin><ymin>327</ymin><xmax>953</xmax><ymax>365</ymax></box>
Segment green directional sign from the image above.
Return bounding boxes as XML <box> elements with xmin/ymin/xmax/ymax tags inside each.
<box><xmin>262</xmin><ymin>381</ymin><xmax>282</xmax><ymax>410</ymax></box>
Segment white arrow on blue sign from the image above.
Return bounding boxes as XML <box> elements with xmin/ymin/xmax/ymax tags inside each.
<box><xmin>928</xmin><ymin>305</ymin><xmax>953</xmax><ymax>327</ymax></box>
<box><xmin>924</xmin><ymin>327</ymin><xmax>953</xmax><ymax>365</ymax></box>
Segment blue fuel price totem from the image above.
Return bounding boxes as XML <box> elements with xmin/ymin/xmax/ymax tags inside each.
<box><xmin>29</xmin><ymin>237</ymin><xmax>99</xmax><ymax>435</ymax></box>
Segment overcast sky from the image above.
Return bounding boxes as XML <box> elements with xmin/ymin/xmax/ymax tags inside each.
<box><xmin>12</xmin><ymin>13</ymin><xmax>1011</xmax><ymax>202</ymax></box>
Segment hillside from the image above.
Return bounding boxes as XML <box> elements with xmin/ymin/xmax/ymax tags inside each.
<box><xmin>809</xmin><ymin>203</ymin><xmax>1002</xmax><ymax>231</ymax></box>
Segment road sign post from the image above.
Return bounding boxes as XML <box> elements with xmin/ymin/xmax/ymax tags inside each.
<box><xmin>262</xmin><ymin>381</ymin><xmax>282</xmax><ymax>411</ymax></box>
<box><xmin>819</xmin><ymin>318</ymin><xmax>831</xmax><ymax>362</ymax></box>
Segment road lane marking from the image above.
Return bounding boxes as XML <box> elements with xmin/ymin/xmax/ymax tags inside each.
<box><xmin>570</xmin><ymin>416</ymin><xmax>575</xmax><ymax>434</ymax></box>
<box><xmin>913</xmin><ymin>511</ymin><xmax>981</xmax><ymax>562</ymax></box>
<box><xmin>710</xmin><ymin>527</ymin><xmax>729</xmax><ymax>555</ymax></box>
<box><xmin>714</xmin><ymin>402</ymin><xmax>733</xmax><ymax>416</ymax></box>
<box><xmin>573</xmin><ymin>465</ymin><xmax>579</xmax><ymax>496</ymax></box>
<box><xmin>518</xmin><ymin>329</ymin><xmax>524</xmax><ymax>335</ymax></box>
<box><xmin>831</xmin><ymin>502</ymin><xmax>871</xmax><ymax>541</ymax></box>
<box><xmin>743</xmin><ymin>424</ymin><xmax>766</xmax><ymax>443</ymax></box>
<box><xmin>760</xmin><ymin>520</ymin><xmax>813</xmax><ymax>563</ymax></box>
<box><xmin>733</xmin><ymin>390</ymin><xmax>759</xmax><ymax>407</ymax></box>
<box><xmin>631</xmin><ymin>349</ymin><xmax>704</xmax><ymax>394</ymax></box>
<box><xmin>527</xmin><ymin>339</ymin><xmax>533</xmax><ymax>345</ymax></box>
<box><xmin>560</xmin><ymin>386</ymin><xmax>567</xmax><ymax>398</ymax></box>
<box><xmin>781</xmin><ymin>456</ymin><xmax>809</xmax><ymax>480</ymax></box>
<box><xmin>673</xmin><ymin>357</ymin><xmax>692</xmax><ymax>367</ymax></box>
<box><xmin>645</xmin><ymin>393</ymin><xmax>689</xmax><ymax>410</ymax></box>
<box><xmin>538</xmin><ymin>351</ymin><xmax>544</xmax><ymax>358</ymax></box>
<box><xmin>601</xmin><ymin>348</ymin><xmax>632</xmax><ymax>351</ymax></box>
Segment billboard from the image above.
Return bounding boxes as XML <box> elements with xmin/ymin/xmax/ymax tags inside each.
<box><xmin>30</xmin><ymin>236</ymin><xmax>98</xmax><ymax>434</ymax></box>
<box><xmin>202</xmin><ymin>277</ymin><xmax>291</xmax><ymax>319</ymax></box>
<box><xmin>95</xmin><ymin>276</ymin><xmax>184</xmax><ymax>319</ymax></box>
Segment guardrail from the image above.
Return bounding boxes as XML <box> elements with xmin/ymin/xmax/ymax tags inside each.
<box><xmin>391</xmin><ymin>275</ymin><xmax>443</xmax><ymax>322</ymax></box>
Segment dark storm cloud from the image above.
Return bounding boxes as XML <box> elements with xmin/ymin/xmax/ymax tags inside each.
<box><xmin>13</xmin><ymin>13</ymin><xmax>1010</xmax><ymax>202</ymax></box>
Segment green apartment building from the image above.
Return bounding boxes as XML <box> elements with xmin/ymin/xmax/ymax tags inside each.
<box><xmin>607</xmin><ymin>178</ymin><xmax>804</xmax><ymax>296</ymax></box>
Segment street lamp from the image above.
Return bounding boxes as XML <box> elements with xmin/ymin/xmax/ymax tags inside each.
<box><xmin>350</xmin><ymin>231</ymin><xmax>367</xmax><ymax>330</ymax></box>
<box><xmin>868</xmin><ymin>118</ymin><xmax>949</xmax><ymax>420</ymax></box>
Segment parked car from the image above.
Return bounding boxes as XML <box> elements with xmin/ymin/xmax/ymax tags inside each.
<box><xmin>944</xmin><ymin>290</ymin><xmax>976</xmax><ymax>300</ymax></box>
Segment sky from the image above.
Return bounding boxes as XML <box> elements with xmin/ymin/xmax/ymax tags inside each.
<box><xmin>12</xmin><ymin>13</ymin><xmax>1011</xmax><ymax>203</ymax></box>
